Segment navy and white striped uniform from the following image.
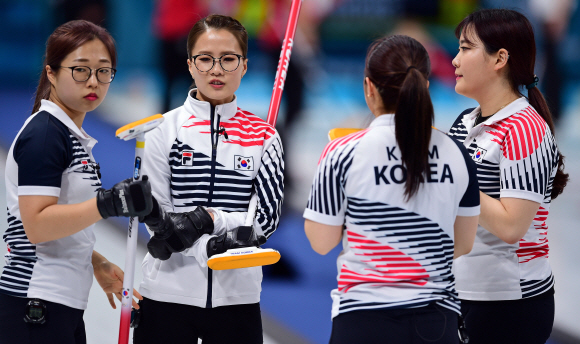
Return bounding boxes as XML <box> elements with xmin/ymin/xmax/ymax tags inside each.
<box><xmin>304</xmin><ymin>114</ymin><xmax>480</xmax><ymax>319</ymax></box>
<box><xmin>139</xmin><ymin>90</ymin><xmax>284</xmax><ymax>308</ymax></box>
<box><xmin>1</xmin><ymin>100</ymin><xmax>101</xmax><ymax>310</ymax></box>
<box><xmin>448</xmin><ymin>97</ymin><xmax>558</xmax><ymax>301</ymax></box>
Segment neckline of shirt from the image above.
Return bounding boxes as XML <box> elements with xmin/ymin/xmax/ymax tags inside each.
<box><xmin>463</xmin><ymin>97</ymin><xmax>529</xmax><ymax>129</ymax></box>
<box><xmin>369</xmin><ymin>114</ymin><xmax>395</xmax><ymax>127</ymax></box>
<box><xmin>183</xmin><ymin>89</ymin><xmax>239</xmax><ymax>121</ymax></box>
<box><xmin>39</xmin><ymin>100</ymin><xmax>97</xmax><ymax>145</ymax></box>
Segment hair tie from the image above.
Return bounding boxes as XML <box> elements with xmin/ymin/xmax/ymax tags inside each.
<box><xmin>406</xmin><ymin>66</ymin><xmax>418</xmax><ymax>73</ymax></box>
<box><xmin>526</xmin><ymin>75</ymin><xmax>539</xmax><ymax>89</ymax></box>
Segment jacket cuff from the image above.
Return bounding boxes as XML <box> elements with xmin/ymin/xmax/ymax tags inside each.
<box><xmin>206</xmin><ymin>207</ymin><xmax>226</xmax><ymax>235</ymax></box>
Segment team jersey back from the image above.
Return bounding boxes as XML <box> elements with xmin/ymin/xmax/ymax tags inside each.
<box><xmin>304</xmin><ymin>115</ymin><xmax>479</xmax><ymax>318</ymax></box>
<box><xmin>448</xmin><ymin>98</ymin><xmax>557</xmax><ymax>300</ymax></box>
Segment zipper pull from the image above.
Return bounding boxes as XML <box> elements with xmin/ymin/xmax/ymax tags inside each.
<box><xmin>218</xmin><ymin>126</ymin><xmax>228</xmax><ymax>140</ymax></box>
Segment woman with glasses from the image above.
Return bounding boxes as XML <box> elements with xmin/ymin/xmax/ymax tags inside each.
<box><xmin>132</xmin><ymin>14</ymin><xmax>284</xmax><ymax>343</ymax></box>
<box><xmin>448</xmin><ymin>9</ymin><xmax>568</xmax><ymax>343</ymax></box>
<box><xmin>0</xmin><ymin>20</ymin><xmax>152</xmax><ymax>343</ymax></box>
<box><xmin>304</xmin><ymin>35</ymin><xmax>480</xmax><ymax>343</ymax></box>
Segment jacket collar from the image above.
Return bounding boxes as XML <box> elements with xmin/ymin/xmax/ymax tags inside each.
<box><xmin>183</xmin><ymin>89</ymin><xmax>239</xmax><ymax>121</ymax></box>
<box><xmin>461</xmin><ymin>97</ymin><xmax>529</xmax><ymax>131</ymax></box>
<box><xmin>369</xmin><ymin>114</ymin><xmax>395</xmax><ymax>127</ymax></box>
<box><xmin>39</xmin><ymin>99</ymin><xmax>97</xmax><ymax>149</ymax></box>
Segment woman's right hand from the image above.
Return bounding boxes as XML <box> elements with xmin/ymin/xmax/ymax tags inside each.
<box><xmin>93</xmin><ymin>255</ymin><xmax>143</xmax><ymax>309</ymax></box>
<box><xmin>144</xmin><ymin>206</ymin><xmax>214</xmax><ymax>261</ymax></box>
<box><xmin>96</xmin><ymin>176</ymin><xmax>154</xmax><ymax>219</ymax></box>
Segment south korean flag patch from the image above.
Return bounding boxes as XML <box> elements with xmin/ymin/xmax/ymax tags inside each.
<box><xmin>235</xmin><ymin>155</ymin><xmax>254</xmax><ymax>171</ymax></box>
<box><xmin>472</xmin><ymin>147</ymin><xmax>487</xmax><ymax>163</ymax></box>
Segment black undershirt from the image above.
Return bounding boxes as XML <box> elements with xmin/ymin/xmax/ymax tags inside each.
<box><xmin>474</xmin><ymin>112</ymin><xmax>493</xmax><ymax>126</ymax></box>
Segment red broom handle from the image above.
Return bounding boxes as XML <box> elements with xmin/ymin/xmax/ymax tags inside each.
<box><xmin>266</xmin><ymin>0</ymin><xmax>303</xmax><ymax>126</ymax></box>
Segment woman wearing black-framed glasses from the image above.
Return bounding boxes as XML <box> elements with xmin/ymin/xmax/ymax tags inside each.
<box><xmin>189</xmin><ymin>53</ymin><xmax>244</xmax><ymax>73</ymax></box>
<box><xmin>0</xmin><ymin>20</ymin><xmax>149</xmax><ymax>344</ymax></box>
<box><xmin>59</xmin><ymin>65</ymin><xmax>117</xmax><ymax>84</ymax></box>
<box><xmin>132</xmin><ymin>14</ymin><xmax>284</xmax><ymax>344</ymax></box>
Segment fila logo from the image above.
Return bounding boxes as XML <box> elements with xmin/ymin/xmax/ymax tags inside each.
<box><xmin>182</xmin><ymin>150</ymin><xmax>194</xmax><ymax>166</ymax></box>
<box><xmin>235</xmin><ymin>155</ymin><xmax>254</xmax><ymax>171</ymax></box>
<box><xmin>473</xmin><ymin>147</ymin><xmax>487</xmax><ymax>163</ymax></box>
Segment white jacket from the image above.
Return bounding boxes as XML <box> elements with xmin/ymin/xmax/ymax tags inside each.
<box><xmin>139</xmin><ymin>91</ymin><xmax>284</xmax><ymax>308</ymax></box>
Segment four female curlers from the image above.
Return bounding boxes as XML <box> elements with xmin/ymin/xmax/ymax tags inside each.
<box><xmin>1</xmin><ymin>7</ymin><xmax>569</xmax><ymax>344</ymax></box>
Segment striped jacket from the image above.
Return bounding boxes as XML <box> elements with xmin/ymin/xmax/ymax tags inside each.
<box><xmin>304</xmin><ymin>114</ymin><xmax>479</xmax><ymax>319</ymax></box>
<box><xmin>139</xmin><ymin>91</ymin><xmax>284</xmax><ymax>308</ymax></box>
<box><xmin>449</xmin><ymin>97</ymin><xmax>557</xmax><ymax>301</ymax></box>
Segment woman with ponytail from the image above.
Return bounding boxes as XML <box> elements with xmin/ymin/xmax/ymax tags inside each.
<box><xmin>303</xmin><ymin>35</ymin><xmax>479</xmax><ymax>344</ymax></box>
<box><xmin>0</xmin><ymin>20</ymin><xmax>150</xmax><ymax>343</ymax></box>
<box><xmin>449</xmin><ymin>8</ymin><xmax>568</xmax><ymax>344</ymax></box>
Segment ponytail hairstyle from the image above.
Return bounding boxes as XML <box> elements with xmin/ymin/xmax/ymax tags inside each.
<box><xmin>186</xmin><ymin>14</ymin><xmax>248</xmax><ymax>89</ymax></box>
<box><xmin>32</xmin><ymin>20</ymin><xmax>117</xmax><ymax>115</ymax></box>
<box><xmin>365</xmin><ymin>35</ymin><xmax>434</xmax><ymax>200</ymax></box>
<box><xmin>456</xmin><ymin>9</ymin><xmax>568</xmax><ymax>199</ymax></box>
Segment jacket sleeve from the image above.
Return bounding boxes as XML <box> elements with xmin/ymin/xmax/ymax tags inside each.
<box><xmin>498</xmin><ymin>115</ymin><xmax>557</xmax><ymax>204</ymax></box>
<box><xmin>180</xmin><ymin>131</ymin><xmax>285</xmax><ymax>265</ymax></box>
<box><xmin>142</xmin><ymin>123</ymin><xmax>174</xmax><ymax>225</ymax></box>
<box><xmin>303</xmin><ymin>136</ymin><xmax>357</xmax><ymax>225</ymax></box>
<box><xmin>249</xmin><ymin>131</ymin><xmax>285</xmax><ymax>238</ymax></box>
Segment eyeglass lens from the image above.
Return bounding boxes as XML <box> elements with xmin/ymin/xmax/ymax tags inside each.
<box><xmin>71</xmin><ymin>67</ymin><xmax>115</xmax><ymax>83</ymax></box>
<box><xmin>194</xmin><ymin>55</ymin><xmax>241</xmax><ymax>72</ymax></box>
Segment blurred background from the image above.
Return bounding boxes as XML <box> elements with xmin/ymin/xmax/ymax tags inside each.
<box><xmin>1</xmin><ymin>0</ymin><xmax>579</xmax><ymax>343</ymax></box>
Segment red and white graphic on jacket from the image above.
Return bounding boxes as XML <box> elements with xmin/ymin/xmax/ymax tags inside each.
<box><xmin>516</xmin><ymin>206</ymin><xmax>550</xmax><ymax>263</ymax></box>
<box><xmin>319</xmin><ymin>129</ymin><xmax>370</xmax><ymax>164</ymax></box>
<box><xmin>485</xmin><ymin>107</ymin><xmax>553</xmax><ymax>264</ymax></box>
<box><xmin>182</xmin><ymin>109</ymin><xmax>275</xmax><ymax>147</ymax></box>
<box><xmin>486</xmin><ymin>106</ymin><xmax>546</xmax><ymax>160</ymax></box>
<box><xmin>338</xmin><ymin>231</ymin><xmax>429</xmax><ymax>293</ymax></box>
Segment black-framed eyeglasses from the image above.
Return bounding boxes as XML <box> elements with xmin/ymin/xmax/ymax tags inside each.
<box><xmin>60</xmin><ymin>66</ymin><xmax>117</xmax><ymax>84</ymax></box>
<box><xmin>190</xmin><ymin>54</ymin><xmax>244</xmax><ymax>72</ymax></box>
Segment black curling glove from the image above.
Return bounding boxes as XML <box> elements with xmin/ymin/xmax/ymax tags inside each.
<box><xmin>139</xmin><ymin>197</ymin><xmax>169</xmax><ymax>235</ymax></box>
<box><xmin>206</xmin><ymin>225</ymin><xmax>267</xmax><ymax>258</ymax></box>
<box><xmin>141</xmin><ymin>202</ymin><xmax>214</xmax><ymax>260</ymax></box>
<box><xmin>96</xmin><ymin>176</ymin><xmax>153</xmax><ymax>219</ymax></box>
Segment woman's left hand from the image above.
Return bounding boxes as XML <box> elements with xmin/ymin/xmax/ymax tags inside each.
<box><xmin>93</xmin><ymin>259</ymin><xmax>143</xmax><ymax>309</ymax></box>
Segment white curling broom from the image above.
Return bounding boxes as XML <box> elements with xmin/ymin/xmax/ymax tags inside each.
<box><xmin>115</xmin><ymin>114</ymin><xmax>164</xmax><ymax>344</ymax></box>
<box><xmin>207</xmin><ymin>0</ymin><xmax>304</xmax><ymax>271</ymax></box>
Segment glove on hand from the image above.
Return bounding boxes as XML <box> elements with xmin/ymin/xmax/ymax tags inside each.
<box><xmin>139</xmin><ymin>197</ymin><xmax>172</xmax><ymax>260</ymax></box>
<box><xmin>144</xmin><ymin>206</ymin><xmax>214</xmax><ymax>260</ymax></box>
<box><xmin>206</xmin><ymin>226</ymin><xmax>267</xmax><ymax>258</ymax></box>
<box><xmin>139</xmin><ymin>197</ymin><xmax>170</xmax><ymax>236</ymax></box>
<box><xmin>96</xmin><ymin>176</ymin><xmax>153</xmax><ymax>219</ymax></box>
<box><xmin>146</xmin><ymin>235</ymin><xmax>172</xmax><ymax>261</ymax></box>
